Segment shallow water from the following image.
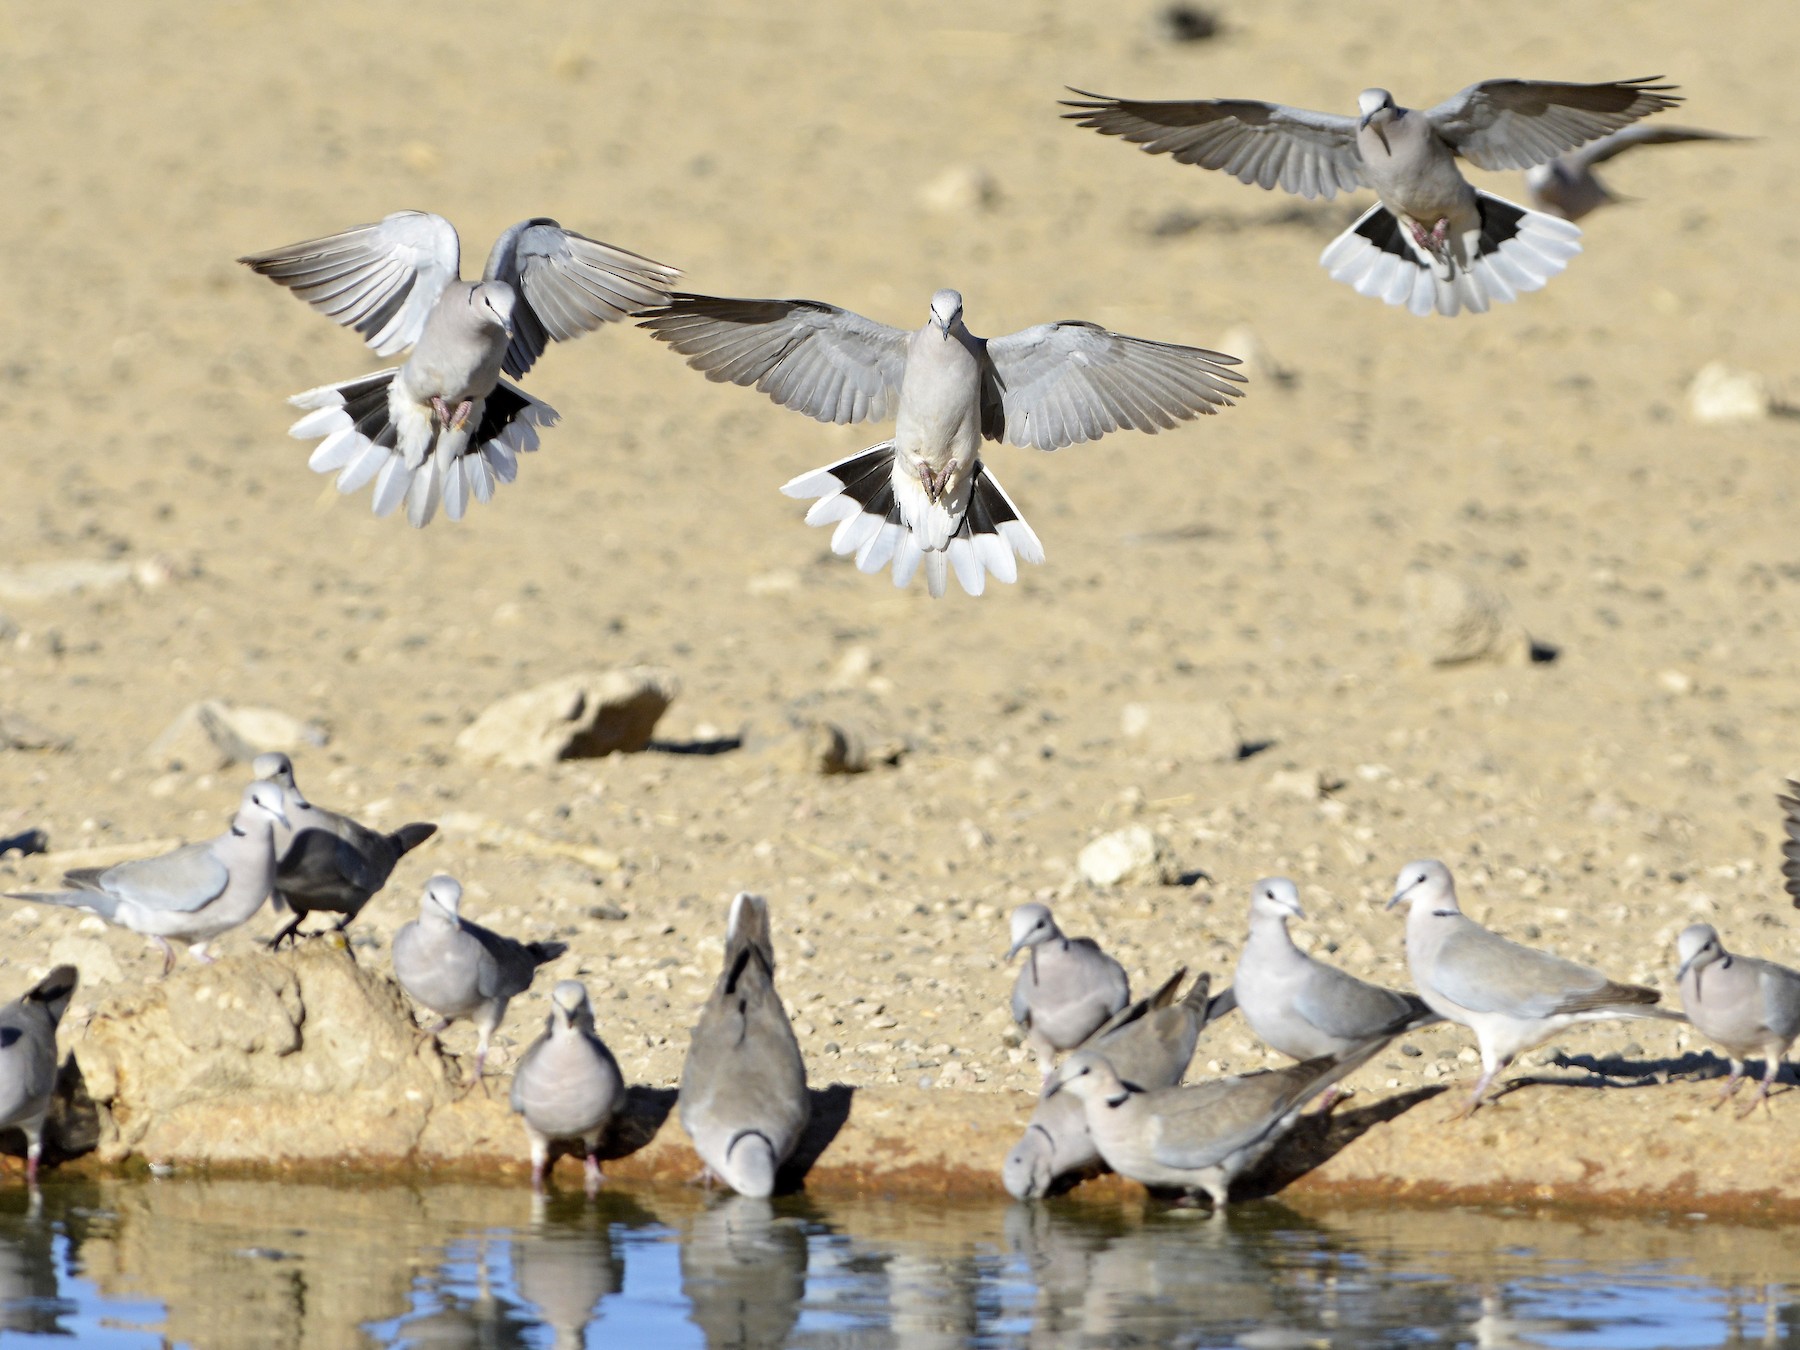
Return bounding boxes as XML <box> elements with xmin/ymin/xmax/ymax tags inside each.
<box><xmin>1</xmin><ymin>1178</ymin><xmax>1797</xmax><ymax>1348</ymax></box>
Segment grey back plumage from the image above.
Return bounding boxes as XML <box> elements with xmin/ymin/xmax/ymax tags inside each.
<box><xmin>1007</xmin><ymin>904</ymin><xmax>1131</xmax><ymax>1069</ymax></box>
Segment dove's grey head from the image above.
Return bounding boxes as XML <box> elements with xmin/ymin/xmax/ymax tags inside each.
<box><xmin>1007</xmin><ymin>903</ymin><xmax>1062</xmax><ymax>960</ymax></box>
<box><xmin>421</xmin><ymin>874</ymin><xmax>464</xmax><ymax>924</ymax></box>
<box><xmin>236</xmin><ymin>780</ymin><xmax>291</xmax><ymax>832</ymax></box>
<box><xmin>1044</xmin><ymin>1049</ymin><xmax>1128</xmax><ymax>1105</ymax></box>
<box><xmin>1357</xmin><ymin>88</ymin><xmax>1398</xmax><ymax>129</ymax></box>
<box><xmin>470</xmin><ymin>279</ymin><xmax>517</xmax><ymax>337</ymax></box>
<box><xmin>550</xmin><ymin>979</ymin><xmax>592</xmax><ymax>1028</ymax></box>
<box><xmin>1676</xmin><ymin>923</ymin><xmax>1726</xmax><ymax>980</ymax></box>
<box><xmin>928</xmin><ymin>288</ymin><xmax>964</xmax><ymax>337</ymax></box>
<box><xmin>251</xmin><ymin>752</ymin><xmax>298</xmax><ymax>793</ymax></box>
<box><xmin>1250</xmin><ymin>877</ymin><xmax>1304</xmax><ymax>923</ymax></box>
<box><xmin>1002</xmin><ymin>1126</ymin><xmax>1056</xmax><ymax>1200</ymax></box>
<box><xmin>1387</xmin><ymin>859</ymin><xmax>1455</xmax><ymax>912</ymax></box>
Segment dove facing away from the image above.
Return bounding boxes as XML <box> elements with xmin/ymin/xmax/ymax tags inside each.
<box><xmin>639</xmin><ymin>289</ymin><xmax>1244</xmax><ymax>597</ymax></box>
<box><xmin>1235</xmin><ymin>877</ymin><xmax>1440</xmax><ymax>1109</ymax></box>
<box><xmin>251</xmin><ymin>753</ymin><xmax>437</xmax><ymax>948</ymax></box>
<box><xmin>1389</xmin><ymin>860</ymin><xmax>1682</xmax><ymax>1119</ymax></box>
<box><xmin>1046</xmin><ymin>1032</ymin><xmax>1395</xmax><ymax>1208</ymax></box>
<box><xmin>1063</xmin><ymin>77</ymin><xmax>1681</xmax><ymax>316</ymax></box>
<box><xmin>8</xmin><ymin>783</ymin><xmax>288</xmax><ymax>973</ymax></box>
<box><xmin>1005</xmin><ymin>967</ymin><xmax>1234</xmax><ymax>1200</ymax></box>
<box><xmin>1526</xmin><ymin>124</ymin><xmax>1749</xmax><ymax>220</ymax></box>
<box><xmin>678</xmin><ymin>893</ymin><xmax>810</xmax><ymax>1198</ymax></box>
<box><xmin>241</xmin><ymin>211</ymin><xmax>678</xmax><ymax>527</ymax></box>
<box><xmin>510</xmin><ymin>980</ymin><xmax>625</xmax><ymax>1193</ymax></box>
<box><xmin>1008</xmin><ymin>903</ymin><xmax>1132</xmax><ymax>1075</ymax></box>
<box><xmin>0</xmin><ymin>966</ymin><xmax>76</xmax><ymax>1184</ymax></box>
<box><xmin>1675</xmin><ymin>924</ymin><xmax>1800</xmax><ymax>1118</ymax></box>
<box><xmin>391</xmin><ymin>875</ymin><xmax>567</xmax><ymax>1087</ymax></box>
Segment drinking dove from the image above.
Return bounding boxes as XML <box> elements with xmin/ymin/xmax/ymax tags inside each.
<box><xmin>1008</xmin><ymin>903</ymin><xmax>1131</xmax><ymax>1075</ymax></box>
<box><xmin>511</xmin><ymin>980</ymin><xmax>625</xmax><ymax>1193</ymax></box>
<box><xmin>639</xmin><ymin>289</ymin><xmax>1244</xmax><ymax>596</ymax></box>
<box><xmin>7</xmin><ymin>783</ymin><xmax>288</xmax><ymax>973</ymax></box>
<box><xmin>391</xmin><ymin>875</ymin><xmax>567</xmax><ymax>1088</ymax></box>
<box><xmin>252</xmin><ymin>753</ymin><xmax>437</xmax><ymax>948</ymax></box>
<box><xmin>1063</xmin><ymin>77</ymin><xmax>1680</xmax><ymax>315</ymax></box>
<box><xmin>0</xmin><ymin>966</ymin><xmax>75</xmax><ymax>1184</ymax></box>
<box><xmin>678</xmin><ymin>893</ymin><xmax>810</xmax><ymax>1198</ymax></box>
<box><xmin>241</xmin><ymin>212</ymin><xmax>677</xmax><ymax>526</ymax></box>
<box><xmin>1526</xmin><ymin>124</ymin><xmax>1749</xmax><ymax>221</ymax></box>
<box><xmin>1005</xmin><ymin>967</ymin><xmax>1234</xmax><ymax>1200</ymax></box>
<box><xmin>1675</xmin><ymin>924</ymin><xmax>1800</xmax><ymax>1117</ymax></box>
<box><xmin>1046</xmin><ymin>1033</ymin><xmax>1395</xmax><ymax>1208</ymax></box>
<box><xmin>1388</xmin><ymin>860</ymin><xmax>1681</xmax><ymax>1119</ymax></box>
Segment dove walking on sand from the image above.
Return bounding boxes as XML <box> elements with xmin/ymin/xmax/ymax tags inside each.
<box><xmin>1008</xmin><ymin>903</ymin><xmax>1131</xmax><ymax>1075</ymax></box>
<box><xmin>1005</xmin><ymin>968</ymin><xmax>1233</xmax><ymax>1200</ymax></box>
<box><xmin>1526</xmin><ymin>124</ymin><xmax>1749</xmax><ymax>221</ymax></box>
<box><xmin>678</xmin><ymin>893</ymin><xmax>810</xmax><ymax>1198</ymax></box>
<box><xmin>1063</xmin><ymin>77</ymin><xmax>1680</xmax><ymax>315</ymax></box>
<box><xmin>241</xmin><ymin>211</ymin><xmax>677</xmax><ymax>526</ymax></box>
<box><xmin>511</xmin><ymin>980</ymin><xmax>625</xmax><ymax>1193</ymax></box>
<box><xmin>0</xmin><ymin>966</ymin><xmax>76</xmax><ymax>1184</ymax></box>
<box><xmin>252</xmin><ymin>753</ymin><xmax>436</xmax><ymax>948</ymax></box>
<box><xmin>8</xmin><ymin>783</ymin><xmax>287</xmax><ymax>973</ymax></box>
<box><xmin>1675</xmin><ymin>924</ymin><xmax>1800</xmax><ymax>1117</ymax></box>
<box><xmin>1388</xmin><ymin>860</ymin><xmax>1682</xmax><ymax>1119</ymax></box>
<box><xmin>639</xmin><ymin>289</ymin><xmax>1244</xmax><ymax>597</ymax></box>
<box><xmin>391</xmin><ymin>875</ymin><xmax>567</xmax><ymax>1087</ymax></box>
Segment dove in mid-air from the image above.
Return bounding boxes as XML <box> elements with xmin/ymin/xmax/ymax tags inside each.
<box><xmin>1063</xmin><ymin>77</ymin><xmax>1681</xmax><ymax>315</ymax></box>
<box><xmin>1526</xmin><ymin>124</ymin><xmax>1749</xmax><ymax>221</ymax></box>
<box><xmin>241</xmin><ymin>211</ymin><xmax>677</xmax><ymax>526</ymax></box>
<box><xmin>640</xmin><ymin>289</ymin><xmax>1244</xmax><ymax>597</ymax></box>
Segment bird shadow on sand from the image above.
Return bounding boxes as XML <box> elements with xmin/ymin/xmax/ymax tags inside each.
<box><xmin>1236</xmin><ymin>1084</ymin><xmax>1448</xmax><ymax>1203</ymax></box>
<box><xmin>779</xmin><ymin>1084</ymin><xmax>856</xmax><ymax>1194</ymax></box>
<box><xmin>598</xmin><ymin>1086</ymin><xmax>679</xmax><ymax>1165</ymax></box>
<box><xmin>1489</xmin><ymin>1050</ymin><xmax>1797</xmax><ymax>1104</ymax></box>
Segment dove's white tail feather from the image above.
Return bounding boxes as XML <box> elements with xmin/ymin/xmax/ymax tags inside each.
<box><xmin>287</xmin><ymin>371</ymin><xmax>556</xmax><ymax>526</ymax></box>
<box><xmin>780</xmin><ymin>442</ymin><xmax>1044</xmax><ymax>599</ymax></box>
<box><xmin>1320</xmin><ymin>191</ymin><xmax>1581</xmax><ymax>318</ymax></box>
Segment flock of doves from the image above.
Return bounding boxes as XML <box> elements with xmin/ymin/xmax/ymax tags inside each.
<box><xmin>0</xmin><ymin>72</ymin><xmax>1763</xmax><ymax>1204</ymax></box>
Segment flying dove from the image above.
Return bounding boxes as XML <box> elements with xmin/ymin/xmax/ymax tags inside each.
<box><xmin>1063</xmin><ymin>77</ymin><xmax>1681</xmax><ymax>315</ymax></box>
<box><xmin>241</xmin><ymin>211</ymin><xmax>678</xmax><ymax>526</ymax></box>
<box><xmin>510</xmin><ymin>979</ymin><xmax>625</xmax><ymax>1193</ymax></box>
<box><xmin>678</xmin><ymin>893</ymin><xmax>810</xmax><ymax>1198</ymax></box>
<box><xmin>1526</xmin><ymin>124</ymin><xmax>1749</xmax><ymax>221</ymax></box>
<box><xmin>391</xmin><ymin>874</ymin><xmax>567</xmax><ymax>1087</ymax></box>
<box><xmin>1008</xmin><ymin>902</ymin><xmax>1131</xmax><ymax>1075</ymax></box>
<box><xmin>1777</xmin><ymin>780</ymin><xmax>1800</xmax><ymax>909</ymax></box>
<box><xmin>0</xmin><ymin>966</ymin><xmax>76</xmax><ymax>1184</ymax></box>
<box><xmin>639</xmin><ymin>289</ymin><xmax>1244</xmax><ymax>596</ymax></box>
<box><xmin>1675</xmin><ymin>923</ymin><xmax>1800</xmax><ymax>1117</ymax></box>
<box><xmin>251</xmin><ymin>752</ymin><xmax>436</xmax><ymax>948</ymax></box>
<box><xmin>8</xmin><ymin>783</ymin><xmax>288</xmax><ymax>973</ymax></box>
<box><xmin>1389</xmin><ymin>859</ymin><xmax>1682</xmax><ymax>1118</ymax></box>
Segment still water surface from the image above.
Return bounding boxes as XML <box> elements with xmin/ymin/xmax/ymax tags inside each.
<box><xmin>0</xmin><ymin>1177</ymin><xmax>1795</xmax><ymax>1347</ymax></box>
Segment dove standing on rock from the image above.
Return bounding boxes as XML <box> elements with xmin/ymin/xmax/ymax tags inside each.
<box><xmin>7</xmin><ymin>783</ymin><xmax>287</xmax><ymax>974</ymax></box>
<box><xmin>0</xmin><ymin>966</ymin><xmax>76</xmax><ymax>1185</ymax></box>
<box><xmin>252</xmin><ymin>753</ymin><xmax>437</xmax><ymax>948</ymax></box>
<box><xmin>1063</xmin><ymin>77</ymin><xmax>1680</xmax><ymax>315</ymax></box>
<box><xmin>1005</xmin><ymin>967</ymin><xmax>1232</xmax><ymax>1200</ymax></box>
<box><xmin>1675</xmin><ymin>924</ymin><xmax>1800</xmax><ymax>1117</ymax></box>
<box><xmin>391</xmin><ymin>875</ymin><xmax>567</xmax><ymax>1088</ymax></box>
<box><xmin>1526</xmin><ymin>124</ymin><xmax>1749</xmax><ymax>221</ymax></box>
<box><xmin>678</xmin><ymin>893</ymin><xmax>810</xmax><ymax>1198</ymax></box>
<box><xmin>639</xmin><ymin>289</ymin><xmax>1244</xmax><ymax>597</ymax></box>
<box><xmin>511</xmin><ymin>980</ymin><xmax>625</xmax><ymax>1193</ymax></box>
<box><xmin>1008</xmin><ymin>903</ymin><xmax>1132</xmax><ymax>1075</ymax></box>
<box><xmin>241</xmin><ymin>211</ymin><xmax>678</xmax><ymax>526</ymax></box>
<box><xmin>1047</xmin><ymin>1033</ymin><xmax>1395</xmax><ymax>1209</ymax></box>
<box><xmin>1388</xmin><ymin>860</ymin><xmax>1682</xmax><ymax>1119</ymax></box>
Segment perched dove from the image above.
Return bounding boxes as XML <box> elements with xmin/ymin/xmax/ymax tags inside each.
<box><xmin>1526</xmin><ymin>124</ymin><xmax>1749</xmax><ymax>221</ymax></box>
<box><xmin>1063</xmin><ymin>78</ymin><xmax>1681</xmax><ymax>315</ymax></box>
<box><xmin>251</xmin><ymin>752</ymin><xmax>437</xmax><ymax>948</ymax></box>
<box><xmin>1675</xmin><ymin>924</ymin><xmax>1800</xmax><ymax>1117</ymax></box>
<box><xmin>1046</xmin><ymin>1033</ymin><xmax>1395</xmax><ymax>1208</ymax></box>
<box><xmin>1389</xmin><ymin>860</ymin><xmax>1682</xmax><ymax>1119</ymax></box>
<box><xmin>0</xmin><ymin>966</ymin><xmax>76</xmax><ymax>1184</ymax></box>
<box><xmin>7</xmin><ymin>783</ymin><xmax>288</xmax><ymax>973</ymax></box>
<box><xmin>678</xmin><ymin>893</ymin><xmax>810</xmax><ymax>1198</ymax></box>
<box><xmin>639</xmin><ymin>289</ymin><xmax>1244</xmax><ymax>596</ymax></box>
<box><xmin>1009</xmin><ymin>903</ymin><xmax>1132</xmax><ymax>1075</ymax></box>
<box><xmin>241</xmin><ymin>211</ymin><xmax>678</xmax><ymax>526</ymax></box>
<box><xmin>391</xmin><ymin>875</ymin><xmax>567</xmax><ymax>1087</ymax></box>
<box><xmin>1235</xmin><ymin>877</ymin><xmax>1440</xmax><ymax>1109</ymax></box>
<box><xmin>510</xmin><ymin>980</ymin><xmax>625</xmax><ymax>1193</ymax></box>
<box><xmin>1004</xmin><ymin>968</ymin><xmax>1234</xmax><ymax>1200</ymax></box>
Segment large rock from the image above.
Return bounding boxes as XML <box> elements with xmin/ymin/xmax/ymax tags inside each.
<box><xmin>1078</xmin><ymin>825</ymin><xmax>1183</xmax><ymax>888</ymax></box>
<box><xmin>1120</xmin><ymin>700</ymin><xmax>1242</xmax><ymax>763</ymax></box>
<box><xmin>1402</xmin><ymin>568</ymin><xmax>1534</xmax><ymax>666</ymax></box>
<box><xmin>145</xmin><ymin>700</ymin><xmax>329</xmax><ymax>771</ymax></box>
<box><xmin>455</xmin><ymin>668</ymin><xmax>679</xmax><ymax>768</ymax></box>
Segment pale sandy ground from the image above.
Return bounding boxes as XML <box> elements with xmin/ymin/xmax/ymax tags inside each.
<box><xmin>3</xmin><ymin>0</ymin><xmax>1800</xmax><ymax>1206</ymax></box>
